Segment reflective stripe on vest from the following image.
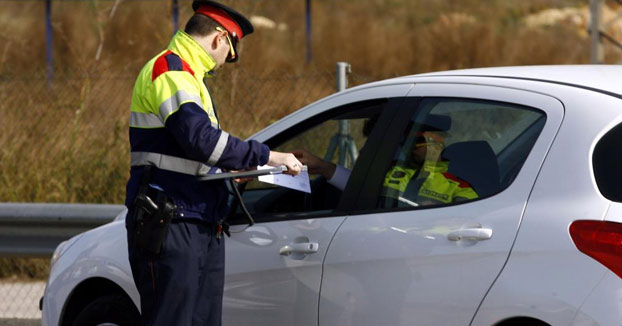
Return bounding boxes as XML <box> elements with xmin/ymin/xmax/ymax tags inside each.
<box><xmin>159</xmin><ymin>90</ymin><xmax>203</xmax><ymax>122</ymax></box>
<box><xmin>130</xmin><ymin>112</ymin><xmax>164</xmax><ymax>128</ymax></box>
<box><xmin>131</xmin><ymin>129</ymin><xmax>228</xmax><ymax>174</ymax></box>
<box><xmin>131</xmin><ymin>152</ymin><xmax>213</xmax><ymax>176</ymax></box>
<box><xmin>130</xmin><ymin>89</ymin><xmax>219</xmax><ymax>129</ymax></box>
<box><xmin>130</xmin><ymin>111</ymin><xmax>218</xmax><ymax>129</ymax></box>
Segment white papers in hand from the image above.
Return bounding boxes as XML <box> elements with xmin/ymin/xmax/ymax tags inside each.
<box><xmin>257</xmin><ymin>165</ymin><xmax>311</xmax><ymax>193</ymax></box>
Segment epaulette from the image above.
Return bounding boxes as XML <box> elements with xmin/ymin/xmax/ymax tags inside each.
<box><xmin>152</xmin><ymin>50</ymin><xmax>195</xmax><ymax>81</ymax></box>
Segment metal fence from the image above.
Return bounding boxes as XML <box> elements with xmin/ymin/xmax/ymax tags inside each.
<box><xmin>0</xmin><ymin>64</ymin><xmax>376</xmax><ymax>320</ymax></box>
<box><xmin>0</xmin><ymin>65</ymin><xmax>375</xmax><ymax>204</ymax></box>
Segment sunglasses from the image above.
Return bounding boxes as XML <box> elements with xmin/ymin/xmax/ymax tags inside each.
<box><xmin>216</xmin><ymin>27</ymin><xmax>238</xmax><ymax>63</ymax></box>
<box><xmin>414</xmin><ymin>132</ymin><xmax>444</xmax><ymax>147</ymax></box>
<box><xmin>415</xmin><ymin>142</ymin><xmax>443</xmax><ymax>148</ymax></box>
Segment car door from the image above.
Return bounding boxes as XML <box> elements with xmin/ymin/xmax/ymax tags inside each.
<box><xmin>222</xmin><ymin>84</ymin><xmax>413</xmax><ymax>326</ymax></box>
<box><xmin>319</xmin><ymin>83</ymin><xmax>564</xmax><ymax>325</ymax></box>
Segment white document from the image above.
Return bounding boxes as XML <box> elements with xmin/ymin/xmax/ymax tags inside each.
<box><xmin>257</xmin><ymin>165</ymin><xmax>312</xmax><ymax>193</ymax></box>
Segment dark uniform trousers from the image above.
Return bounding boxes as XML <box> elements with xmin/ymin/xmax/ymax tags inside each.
<box><xmin>126</xmin><ymin>212</ymin><xmax>225</xmax><ymax>326</ymax></box>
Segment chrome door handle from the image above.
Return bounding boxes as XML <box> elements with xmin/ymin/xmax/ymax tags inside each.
<box><xmin>447</xmin><ymin>228</ymin><xmax>493</xmax><ymax>241</ymax></box>
<box><xmin>279</xmin><ymin>242</ymin><xmax>319</xmax><ymax>255</ymax></box>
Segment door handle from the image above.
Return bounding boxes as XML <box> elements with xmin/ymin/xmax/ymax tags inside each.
<box><xmin>447</xmin><ymin>228</ymin><xmax>493</xmax><ymax>241</ymax></box>
<box><xmin>279</xmin><ymin>242</ymin><xmax>319</xmax><ymax>256</ymax></box>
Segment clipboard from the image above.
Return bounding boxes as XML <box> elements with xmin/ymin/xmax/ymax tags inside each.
<box><xmin>197</xmin><ymin>165</ymin><xmax>307</xmax><ymax>181</ymax></box>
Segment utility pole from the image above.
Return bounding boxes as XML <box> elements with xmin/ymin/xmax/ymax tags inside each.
<box><xmin>590</xmin><ymin>0</ymin><xmax>604</xmax><ymax>63</ymax></box>
<box><xmin>590</xmin><ymin>0</ymin><xmax>622</xmax><ymax>63</ymax></box>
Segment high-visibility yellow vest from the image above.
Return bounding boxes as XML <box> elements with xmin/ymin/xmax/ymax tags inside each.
<box><xmin>125</xmin><ymin>30</ymin><xmax>269</xmax><ymax>222</ymax></box>
<box><xmin>129</xmin><ymin>30</ymin><xmax>225</xmax><ymax>175</ymax></box>
<box><xmin>382</xmin><ymin>161</ymin><xmax>478</xmax><ymax>205</ymax></box>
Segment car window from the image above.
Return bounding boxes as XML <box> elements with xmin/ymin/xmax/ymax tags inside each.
<box><xmin>230</xmin><ymin>100</ymin><xmax>387</xmax><ymax>223</ymax></box>
<box><xmin>593</xmin><ymin>123</ymin><xmax>622</xmax><ymax>202</ymax></box>
<box><xmin>377</xmin><ymin>98</ymin><xmax>546</xmax><ymax>209</ymax></box>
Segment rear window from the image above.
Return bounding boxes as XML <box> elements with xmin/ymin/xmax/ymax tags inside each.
<box><xmin>593</xmin><ymin>123</ymin><xmax>622</xmax><ymax>202</ymax></box>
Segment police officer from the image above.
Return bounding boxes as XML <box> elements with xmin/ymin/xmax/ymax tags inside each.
<box><xmin>380</xmin><ymin>129</ymin><xmax>478</xmax><ymax>206</ymax></box>
<box><xmin>125</xmin><ymin>1</ymin><xmax>302</xmax><ymax>325</ymax></box>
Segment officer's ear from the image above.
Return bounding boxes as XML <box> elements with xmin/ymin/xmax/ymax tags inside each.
<box><xmin>210</xmin><ymin>30</ymin><xmax>227</xmax><ymax>51</ymax></box>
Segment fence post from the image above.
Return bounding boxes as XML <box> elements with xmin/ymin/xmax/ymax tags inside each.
<box><xmin>306</xmin><ymin>0</ymin><xmax>312</xmax><ymax>63</ymax></box>
<box><xmin>172</xmin><ymin>0</ymin><xmax>179</xmax><ymax>36</ymax></box>
<box><xmin>590</xmin><ymin>0</ymin><xmax>604</xmax><ymax>64</ymax></box>
<box><xmin>336</xmin><ymin>61</ymin><xmax>351</xmax><ymax>92</ymax></box>
<box><xmin>45</xmin><ymin>0</ymin><xmax>54</xmax><ymax>86</ymax></box>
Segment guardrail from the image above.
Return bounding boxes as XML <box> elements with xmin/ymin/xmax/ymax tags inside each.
<box><xmin>0</xmin><ymin>203</ymin><xmax>126</xmax><ymax>257</ymax></box>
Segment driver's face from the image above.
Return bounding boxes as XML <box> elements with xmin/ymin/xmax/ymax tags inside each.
<box><xmin>412</xmin><ymin>131</ymin><xmax>443</xmax><ymax>164</ymax></box>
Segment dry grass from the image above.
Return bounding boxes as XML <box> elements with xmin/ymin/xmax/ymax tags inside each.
<box><xmin>0</xmin><ymin>257</ymin><xmax>49</xmax><ymax>279</ymax></box>
<box><xmin>0</xmin><ymin>0</ymin><xmax>621</xmax><ymax>206</ymax></box>
<box><xmin>2</xmin><ymin>0</ymin><xmax>622</xmax><ymax>280</ymax></box>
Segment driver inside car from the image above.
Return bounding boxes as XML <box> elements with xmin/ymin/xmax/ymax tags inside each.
<box><xmin>294</xmin><ymin>114</ymin><xmax>478</xmax><ymax>207</ymax></box>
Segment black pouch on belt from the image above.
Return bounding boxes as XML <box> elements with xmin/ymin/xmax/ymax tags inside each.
<box><xmin>132</xmin><ymin>169</ymin><xmax>176</xmax><ymax>254</ymax></box>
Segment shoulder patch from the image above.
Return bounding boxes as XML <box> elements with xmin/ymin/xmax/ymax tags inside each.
<box><xmin>152</xmin><ymin>50</ymin><xmax>195</xmax><ymax>81</ymax></box>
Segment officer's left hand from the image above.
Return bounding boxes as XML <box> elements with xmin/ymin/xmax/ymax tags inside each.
<box><xmin>232</xmin><ymin>167</ymin><xmax>256</xmax><ymax>183</ymax></box>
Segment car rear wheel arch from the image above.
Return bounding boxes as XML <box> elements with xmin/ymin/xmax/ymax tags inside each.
<box><xmin>493</xmin><ymin>316</ymin><xmax>551</xmax><ymax>326</ymax></box>
<box><xmin>60</xmin><ymin>277</ymin><xmax>139</xmax><ymax>326</ymax></box>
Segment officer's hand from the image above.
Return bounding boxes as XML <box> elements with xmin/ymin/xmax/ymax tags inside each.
<box><xmin>232</xmin><ymin>167</ymin><xmax>256</xmax><ymax>184</ymax></box>
<box><xmin>268</xmin><ymin>151</ymin><xmax>302</xmax><ymax>176</ymax></box>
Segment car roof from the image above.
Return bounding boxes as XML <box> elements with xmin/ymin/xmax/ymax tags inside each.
<box><xmin>389</xmin><ymin>65</ymin><xmax>622</xmax><ymax>98</ymax></box>
<box><xmin>252</xmin><ymin>65</ymin><xmax>621</xmax><ymax>141</ymax></box>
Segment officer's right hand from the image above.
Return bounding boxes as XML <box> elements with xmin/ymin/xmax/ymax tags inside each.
<box><xmin>292</xmin><ymin>149</ymin><xmax>336</xmax><ymax>179</ymax></box>
<box><xmin>268</xmin><ymin>151</ymin><xmax>302</xmax><ymax>176</ymax></box>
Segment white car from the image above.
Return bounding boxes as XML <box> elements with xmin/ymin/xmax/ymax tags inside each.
<box><xmin>42</xmin><ymin>65</ymin><xmax>622</xmax><ymax>326</ymax></box>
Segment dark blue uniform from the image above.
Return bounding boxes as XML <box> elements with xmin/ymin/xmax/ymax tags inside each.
<box><xmin>125</xmin><ymin>10</ymin><xmax>262</xmax><ymax>324</ymax></box>
<box><xmin>127</xmin><ymin>217</ymin><xmax>226</xmax><ymax>325</ymax></box>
